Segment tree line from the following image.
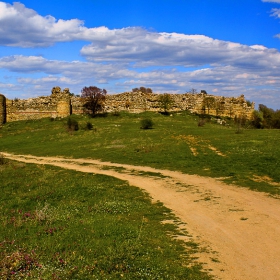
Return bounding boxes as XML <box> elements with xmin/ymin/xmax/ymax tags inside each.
<box><xmin>252</xmin><ymin>104</ymin><xmax>280</xmax><ymax>129</ymax></box>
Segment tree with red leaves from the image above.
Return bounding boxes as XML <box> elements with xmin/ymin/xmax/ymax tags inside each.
<box><xmin>81</xmin><ymin>86</ymin><xmax>107</xmax><ymax>116</ymax></box>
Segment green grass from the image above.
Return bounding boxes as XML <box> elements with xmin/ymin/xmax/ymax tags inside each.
<box><xmin>1</xmin><ymin>111</ymin><xmax>279</xmax><ymax>195</ymax></box>
<box><xmin>1</xmin><ymin>111</ymin><xmax>279</xmax><ymax>278</ymax></box>
<box><xmin>0</xmin><ymin>160</ymin><xmax>209</xmax><ymax>279</ymax></box>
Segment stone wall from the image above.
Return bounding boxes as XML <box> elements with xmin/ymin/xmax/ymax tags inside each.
<box><xmin>0</xmin><ymin>87</ymin><xmax>255</xmax><ymax>124</ymax></box>
<box><xmin>4</xmin><ymin>87</ymin><xmax>71</xmax><ymax>123</ymax></box>
<box><xmin>104</xmin><ymin>91</ymin><xmax>254</xmax><ymax>119</ymax></box>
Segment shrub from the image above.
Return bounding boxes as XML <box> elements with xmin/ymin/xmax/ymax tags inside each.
<box><xmin>67</xmin><ymin>117</ymin><xmax>79</xmax><ymax>131</ymax></box>
<box><xmin>140</xmin><ymin>86</ymin><xmax>147</xmax><ymax>93</ymax></box>
<box><xmin>158</xmin><ymin>93</ymin><xmax>173</xmax><ymax>114</ymax></box>
<box><xmin>198</xmin><ymin>119</ymin><xmax>206</xmax><ymax>127</ymax></box>
<box><xmin>246</xmin><ymin>99</ymin><xmax>253</xmax><ymax>107</ymax></box>
<box><xmin>85</xmin><ymin>121</ymin><xmax>93</xmax><ymax>130</ymax></box>
<box><xmin>146</xmin><ymin>87</ymin><xmax>153</xmax><ymax>93</ymax></box>
<box><xmin>251</xmin><ymin>110</ymin><xmax>264</xmax><ymax>129</ymax></box>
<box><xmin>140</xmin><ymin>118</ymin><xmax>154</xmax><ymax>129</ymax></box>
<box><xmin>132</xmin><ymin>87</ymin><xmax>153</xmax><ymax>93</ymax></box>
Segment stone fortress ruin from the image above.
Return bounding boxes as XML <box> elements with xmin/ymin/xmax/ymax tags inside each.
<box><xmin>0</xmin><ymin>86</ymin><xmax>255</xmax><ymax>124</ymax></box>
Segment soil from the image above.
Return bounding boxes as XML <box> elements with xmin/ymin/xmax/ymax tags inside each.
<box><xmin>2</xmin><ymin>152</ymin><xmax>280</xmax><ymax>280</ymax></box>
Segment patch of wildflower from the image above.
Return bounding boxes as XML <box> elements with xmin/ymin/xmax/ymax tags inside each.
<box><xmin>0</xmin><ymin>249</ymin><xmax>41</xmax><ymax>278</ymax></box>
<box><xmin>6</xmin><ymin>204</ymin><xmax>57</xmax><ymax>228</ymax></box>
<box><xmin>90</xmin><ymin>201</ymin><xmax>130</xmax><ymax>215</ymax></box>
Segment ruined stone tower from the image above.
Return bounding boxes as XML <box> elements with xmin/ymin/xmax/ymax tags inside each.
<box><xmin>51</xmin><ymin>87</ymin><xmax>71</xmax><ymax>118</ymax></box>
<box><xmin>0</xmin><ymin>94</ymin><xmax>6</xmax><ymax>125</ymax></box>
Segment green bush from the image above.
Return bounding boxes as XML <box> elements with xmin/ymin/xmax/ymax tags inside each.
<box><xmin>67</xmin><ymin>117</ymin><xmax>79</xmax><ymax>131</ymax></box>
<box><xmin>85</xmin><ymin>121</ymin><xmax>93</xmax><ymax>130</ymax></box>
<box><xmin>140</xmin><ymin>118</ymin><xmax>154</xmax><ymax>129</ymax></box>
<box><xmin>158</xmin><ymin>93</ymin><xmax>173</xmax><ymax>114</ymax></box>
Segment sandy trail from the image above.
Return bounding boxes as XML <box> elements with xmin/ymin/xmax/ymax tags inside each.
<box><xmin>2</xmin><ymin>152</ymin><xmax>280</xmax><ymax>280</ymax></box>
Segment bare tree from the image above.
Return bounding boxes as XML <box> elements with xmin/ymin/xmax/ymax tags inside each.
<box><xmin>81</xmin><ymin>86</ymin><xmax>107</xmax><ymax>116</ymax></box>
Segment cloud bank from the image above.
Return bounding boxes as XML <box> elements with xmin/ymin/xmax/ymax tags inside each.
<box><xmin>0</xmin><ymin>1</ymin><xmax>280</xmax><ymax>108</ymax></box>
<box><xmin>0</xmin><ymin>2</ymin><xmax>88</xmax><ymax>47</ymax></box>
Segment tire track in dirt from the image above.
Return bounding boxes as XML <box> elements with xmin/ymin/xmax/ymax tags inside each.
<box><xmin>2</xmin><ymin>152</ymin><xmax>280</xmax><ymax>280</ymax></box>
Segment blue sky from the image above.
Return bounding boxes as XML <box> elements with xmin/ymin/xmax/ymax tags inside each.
<box><xmin>1</xmin><ymin>0</ymin><xmax>280</xmax><ymax>109</ymax></box>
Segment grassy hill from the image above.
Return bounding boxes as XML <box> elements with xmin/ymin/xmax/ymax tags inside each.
<box><xmin>0</xmin><ymin>111</ymin><xmax>279</xmax><ymax>279</ymax></box>
<box><xmin>1</xmin><ymin>111</ymin><xmax>279</xmax><ymax>195</ymax></box>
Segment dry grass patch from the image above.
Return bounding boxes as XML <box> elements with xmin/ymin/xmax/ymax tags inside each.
<box><xmin>252</xmin><ymin>175</ymin><xmax>280</xmax><ymax>187</ymax></box>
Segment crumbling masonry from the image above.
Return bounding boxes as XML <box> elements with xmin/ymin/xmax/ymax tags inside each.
<box><xmin>0</xmin><ymin>87</ymin><xmax>254</xmax><ymax>124</ymax></box>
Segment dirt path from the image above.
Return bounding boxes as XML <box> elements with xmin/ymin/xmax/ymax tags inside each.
<box><xmin>2</xmin><ymin>152</ymin><xmax>280</xmax><ymax>280</ymax></box>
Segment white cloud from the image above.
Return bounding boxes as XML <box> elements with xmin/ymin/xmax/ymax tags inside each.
<box><xmin>1</xmin><ymin>54</ymin><xmax>280</xmax><ymax>91</ymax></box>
<box><xmin>0</xmin><ymin>2</ymin><xmax>152</xmax><ymax>48</ymax></box>
<box><xmin>1</xmin><ymin>1</ymin><xmax>280</xmax><ymax>73</ymax></box>
<box><xmin>270</xmin><ymin>8</ymin><xmax>280</xmax><ymax>18</ymax></box>
<box><xmin>80</xmin><ymin>32</ymin><xmax>280</xmax><ymax>71</ymax></box>
<box><xmin>1</xmin><ymin>53</ymin><xmax>280</xmax><ymax>107</ymax></box>
<box><xmin>1</xmin><ymin>1</ymin><xmax>280</xmax><ymax>108</ymax></box>
<box><xmin>0</xmin><ymin>81</ymin><xmax>17</xmax><ymax>89</ymax></box>
<box><xmin>262</xmin><ymin>0</ymin><xmax>280</xmax><ymax>3</ymax></box>
<box><xmin>0</xmin><ymin>2</ymin><xmax>86</xmax><ymax>47</ymax></box>
<box><xmin>0</xmin><ymin>55</ymin><xmax>134</xmax><ymax>78</ymax></box>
